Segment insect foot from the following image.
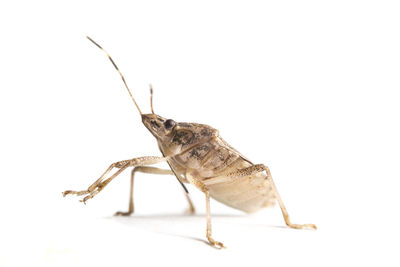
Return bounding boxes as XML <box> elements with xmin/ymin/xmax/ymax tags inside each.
<box><xmin>79</xmin><ymin>191</ymin><xmax>98</xmax><ymax>204</ymax></box>
<box><xmin>114</xmin><ymin>201</ymin><xmax>134</xmax><ymax>216</ymax></box>
<box><xmin>114</xmin><ymin>211</ymin><xmax>133</xmax><ymax>216</ymax></box>
<box><xmin>207</xmin><ymin>236</ymin><xmax>225</xmax><ymax>249</ymax></box>
<box><xmin>62</xmin><ymin>180</ymin><xmax>106</xmax><ymax>204</ymax></box>
<box><xmin>62</xmin><ymin>189</ymin><xmax>99</xmax><ymax>204</ymax></box>
<box><xmin>287</xmin><ymin>223</ymin><xmax>317</xmax><ymax>230</ymax></box>
<box><xmin>62</xmin><ymin>190</ymin><xmax>88</xmax><ymax>197</ymax></box>
<box><xmin>184</xmin><ymin>205</ymin><xmax>196</xmax><ymax>215</ymax></box>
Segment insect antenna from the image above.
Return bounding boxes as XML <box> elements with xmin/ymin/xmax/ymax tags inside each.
<box><xmin>86</xmin><ymin>36</ymin><xmax>142</xmax><ymax>116</ymax></box>
<box><xmin>149</xmin><ymin>84</ymin><xmax>155</xmax><ymax>115</ymax></box>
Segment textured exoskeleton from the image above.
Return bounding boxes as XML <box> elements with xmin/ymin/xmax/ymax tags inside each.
<box><xmin>63</xmin><ymin>37</ymin><xmax>316</xmax><ymax>249</ymax></box>
<box><xmin>143</xmin><ymin>115</ymin><xmax>276</xmax><ymax>213</ymax></box>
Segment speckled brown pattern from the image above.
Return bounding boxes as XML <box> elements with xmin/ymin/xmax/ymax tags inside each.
<box><xmin>63</xmin><ymin>37</ymin><xmax>316</xmax><ymax>249</ymax></box>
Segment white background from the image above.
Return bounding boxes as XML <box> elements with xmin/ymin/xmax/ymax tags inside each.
<box><xmin>0</xmin><ymin>0</ymin><xmax>399</xmax><ymax>266</ymax></box>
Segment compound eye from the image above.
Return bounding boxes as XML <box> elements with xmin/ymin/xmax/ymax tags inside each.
<box><xmin>164</xmin><ymin>119</ymin><xmax>176</xmax><ymax>129</ymax></box>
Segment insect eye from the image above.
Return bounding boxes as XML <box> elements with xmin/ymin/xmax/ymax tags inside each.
<box><xmin>164</xmin><ymin>119</ymin><xmax>176</xmax><ymax>129</ymax></box>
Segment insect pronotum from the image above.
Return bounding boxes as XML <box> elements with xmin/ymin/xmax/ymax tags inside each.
<box><xmin>63</xmin><ymin>37</ymin><xmax>317</xmax><ymax>249</ymax></box>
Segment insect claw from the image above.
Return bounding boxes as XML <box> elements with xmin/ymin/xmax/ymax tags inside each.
<box><xmin>308</xmin><ymin>224</ymin><xmax>317</xmax><ymax>230</ymax></box>
<box><xmin>287</xmin><ymin>223</ymin><xmax>317</xmax><ymax>230</ymax></box>
<box><xmin>80</xmin><ymin>195</ymin><xmax>91</xmax><ymax>204</ymax></box>
<box><xmin>210</xmin><ymin>241</ymin><xmax>225</xmax><ymax>249</ymax></box>
<box><xmin>207</xmin><ymin>237</ymin><xmax>225</xmax><ymax>249</ymax></box>
<box><xmin>62</xmin><ymin>190</ymin><xmax>73</xmax><ymax>197</ymax></box>
<box><xmin>184</xmin><ymin>206</ymin><xmax>196</xmax><ymax>215</ymax></box>
<box><xmin>114</xmin><ymin>211</ymin><xmax>133</xmax><ymax>216</ymax></box>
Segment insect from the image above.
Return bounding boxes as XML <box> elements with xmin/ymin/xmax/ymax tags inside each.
<box><xmin>63</xmin><ymin>36</ymin><xmax>317</xmax><ymax>249</ymax></box>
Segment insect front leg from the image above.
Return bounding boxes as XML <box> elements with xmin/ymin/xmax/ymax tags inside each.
<box><xmin>63</xmin><ymin>156</ymin><xmax>167</xmax><ymax>204</ymax></box>
<box><xmin>186</xmin><ymin>172</ymin><xmax>225</xmax><ymax>249</ymax></box>
<box><xmin>114</xmin><ymin>166</ymin><xmax>196</xmax><ymax>216</ymax></box>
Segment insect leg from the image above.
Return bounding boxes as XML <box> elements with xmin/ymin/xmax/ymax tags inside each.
<box><xmin>114</xmin><ymin>166</ymin><xmax>196</xmax><ymax>216</ymax></box>
<box><xmin>263</xmin><ymin>165</ymin><xmax>317</xmax><ymax>230</ymax></box>
<box><xmin>186</xmin><ymin>172</ymin><xmax>225</xmax><ymax>249</ymax></box>
<box><xmin>62</xmin><ymin>163</ymin><xmax>115</xmax><ymax>197</ymax></box>
<box><xmin>204</xmin><ymin>164</ymin><xmax>317</xmax><ymax>230</ymax></box>
<box><xmin>183</xmin><ymin>187</ymin><xmax>196</xmax><ymax>215</ymax></box>
<box><xmin>205</xmin><ymin>190</ymin><xmax>225</xmax><ymax>249</ymax></box>
<box><xmin>63</xmin><ymin>156</ymin><xmax>167</xmax><ymax>204</ymax></box>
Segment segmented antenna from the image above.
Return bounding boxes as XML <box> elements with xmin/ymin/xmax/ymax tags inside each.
<box><xmin>149</xmin><ymin>84</ymin><xmax>155</xmax><ymax>115</ymax></box>
<box><xmin>86</xmin><ymin>36</ymin><xmax>142</xmax><ymax>115</ymax></box>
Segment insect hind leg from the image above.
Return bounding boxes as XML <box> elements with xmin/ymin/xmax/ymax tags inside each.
<box><xmin>263</xmin><ymin>165</ymin><xmax>317</xmax><ymax>230</ymax></box>
<box><xmin>204</xmin><ymin>164</ymin><xmax>316</xmax><ymax>230</ymax></box>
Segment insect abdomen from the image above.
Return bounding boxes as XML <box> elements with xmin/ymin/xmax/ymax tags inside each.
<box><xmin>168</xmin><ymin>137</ymin><xmax>277</xmax><ymax>213</ymax></box>
<box><xmin>207</xmin><ymin>161</ymin><xmax>277</xmax><ymax>213</ymax></box>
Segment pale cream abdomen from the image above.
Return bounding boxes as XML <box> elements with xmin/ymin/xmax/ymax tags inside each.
<box><xmin>205</xmin><ymin>159</ymin><xmax>276</xmax><ymax>213</ymax></box>
<box><xmin>166</xmin><ymin>137</ymin><xmax>277</xmax><ymax>213</ymax></box>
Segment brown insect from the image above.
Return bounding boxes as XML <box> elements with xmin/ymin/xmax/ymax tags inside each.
<box><xmin>63</xmin><ymin>36</ymin><xmax>317</xmax><ymax>249</ymax></box>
